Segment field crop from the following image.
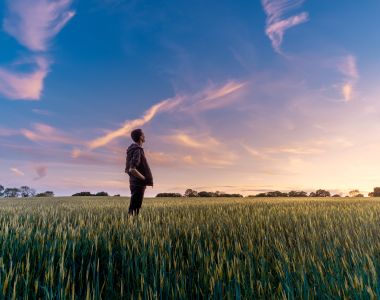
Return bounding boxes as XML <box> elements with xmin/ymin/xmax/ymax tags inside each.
<box><xmin>0</xmin><ymin>197</ymin><xmax>380</xmax><ymax>299</ymax></box>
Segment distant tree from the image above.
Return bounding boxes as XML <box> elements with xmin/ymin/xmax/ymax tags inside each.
<box><xmin>114</xmin><ymin>194</ymin><xmax>120</xmax><ymax>197</ymax></box>
<box><xmin>373</xmin><ymin>187</ymin><xmax>380</xmax><ymax>197</ymax></box>
<box><xmin>368</xmin><ymin>192</ymin><xmax>374</xmax><ymax>197</ymax></box>
<box><xmin>252</xmin><ymin>191</ymin><xmax>287</xmax><ymax>197</ymax></box>
<box><xmin>156</xmin><ymin>193</ymin><xmax>182</xmax><ymax>197</ymax></box>
<box><xmin>19</xmin><ymin>186</ymin><xmax>36</xmax><ymax>197</ymax></box>
<box><xmin>288</xmin><ymin>191</ymin><xmax>307</xmax><ymax>197</ymax></box>
<box><xmin>4</xmin><ymin>188</ymin><xmax>20</xmax><ymax>198</ymax></box>
<box><xmin>214</xmin><ymin>191</ymin><xmax>223</xmax><ymax>197</ymax></box>
<box><xmin>45</xmin><ymin>191</ymin><xmax>54</xmax><ymax>197</ymax></box>
<box><xmin>95</xmin><ymin>191</ymin><xmax>109</xmax><ymax>196</ymax></box>
<box><xmin>36</xmin><ymin>191</ymin><xmax>54</xmax><ymax>197</ymax></box>
<box><xmin>314</xmin><ymin>189</ymin><xmax>331</xmax><ymax>197</ymax></box>
<box><xmin>349</xmin><ymin>189</ymin><xmax>361</xmax><ymax>197</ymax></box>
<box><xmin>266</xmin><ymin>191</ymin><xmax>288</xmax><ymax>197</ymax></box>
<box><xmin>198</xmin><ymin>191</ymin><xmax>214</xmax><ymax>197</ymax></box>
<box><xmin>230</xmin><ymin>194</ymin><xmax>243</xmax><ymax>197</ymax></box>
<box><xmin>0</xmin><ymin>185</ymin><xmax>4</xmax><ymax>197</ymax></box>
<box><xmin>184</xmin><ymin>189</ymin><xmax>198</xmax><ymax>197</ymax></box>
<box><xmin>254</xmin><ymin>192</ymin><xmax>268</xmax><ymax>197</ymax></box>
<box><xmin>72</xmin><ymin>192</ymin><xmax>93</xmax><ymax>196</ymax></box>
<box><xmin>332</xmin><ymin>194</ymin><xmax>341</xmax><ymax>197</ymax></box>
<box><xmin>217</xmin><ymin>193</ymin><xmax>243</xmax><ymax>197</ymax></box>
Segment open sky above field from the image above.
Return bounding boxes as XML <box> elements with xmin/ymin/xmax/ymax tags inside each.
<box><xmin>1</xmin><ymin>0</ymin><xmax>380</xmax><ymax>196</ymax></box>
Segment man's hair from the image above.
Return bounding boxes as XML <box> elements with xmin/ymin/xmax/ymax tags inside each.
<box><xmin>131</xmin><ymin>128</ymin><xmax>143</xmax><ymax>142</ymax></box>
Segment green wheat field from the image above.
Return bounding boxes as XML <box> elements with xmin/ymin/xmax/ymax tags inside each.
<box><xmin>1</xmin><ymin>197</ymin><xmax>380</xmax><ymax>299</ymax></box>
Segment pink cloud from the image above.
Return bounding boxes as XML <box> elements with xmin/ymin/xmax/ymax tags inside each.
<box><xmin>86</xmin><ymin>80</ymin><xmax>245</xmax><ymax>150</ymax></box>
<box><xmin>32</xmin><ymin>109</ymin><xmax>53</xmax><ymax>116</ymax></box>
<box><xmin>161</xmin><ymin>130</ymin><xmax>237</xmax><ymax>167</ymax></box>
<box><xmin>69</xmin><ymin>148</ymin><xmax>123</xmax><ymax>165</ymax></box>
<box><xmin>34</xmin><ymin>165</ymin><xmax>47</xmax><ymax>180</ymax></box>
<box><xmin>3</xmin><ymin>0</ymin><xmax>75</xmax><ymax>51</ymax></box>
<box><xmin>342</xmin><ymin>83</ymin><xmax>353</xmax><ymax>102</ymax></box>
<box><xmin>20</xmin><ymin>122</ymin><xmax>81</xmax><ymax>144</ymax></box>
<box><xmin>10</xmin><ymin>167</ymin><xmax>25</xmax><ymax>176</ymax></box>
<box><xmin>178</xmin><ymin>80</ymin><xmax>247</xmax><ymax>113</ymax></box>
<box><xmin>195</xmin><ymin>81</ymin><xmax>246</xmax><ymax>111</ymax></box>
<box><xmin>338</xmin><ymin>55</ymin><xmax>358</xmax><ymax>79</ymax></box>
<box><xmin>337</xmin><ymin>55</ymin><xmax>359</xmax><ymax>101</ymax></box>
<box><xmin>167</xmin><ymin>132</ymin><xmax>220</xmax><ymax>149</ymax></box>
<box><xmin>0</xmin><ymin>57</ymin><xmax>49</xmax><ymax>100</ymax></box>
<box><xmin>87</xmin><ymin>96</ymin><xmax>183</xmax><ymax>150</ymax></box>
<box><xmin>262</xmin><ymin>0</ymin><xmax>309</xmax><ymax>54</ymax></box>
<box><xmin>0</xmin><ymin>0</ymin><xmax>75</xmax><ymax>101</ymax></box>
<box><xmin>266</xmin><ymin>13</ymin><xmax>309</xmax><ymax>54</ymax></box>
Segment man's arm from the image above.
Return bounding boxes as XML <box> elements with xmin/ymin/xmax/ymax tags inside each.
<box><xmin>129</xmin><ymin>168</ymin><xmax>145</xmax><ymax>180</ymax></box>
<box><xmin>129</xmin><ymin>149</ymin><xmax>145</xmax><ymax>180</ymax></box>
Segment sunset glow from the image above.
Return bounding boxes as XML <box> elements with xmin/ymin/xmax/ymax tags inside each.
<box><xmin>1</xmin><ymin>0</ymin><xmax>380</xmax><ymax>197</ymax></box>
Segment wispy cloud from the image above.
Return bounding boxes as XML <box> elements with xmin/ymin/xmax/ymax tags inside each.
<box><xmin>162</xmin><ymin>130</ymin><xmax>237</xmax><ymax>168</ymax></box>
<box><xmin>180</xmin><ymin>81</ymin><xmax>247</xmax><ymax>112</ymax></box>
<box><xmin>261</xmin><ymin>0</ymin><xmax>309</xmax><ymax>54</ymax></box>
<box><xmin>265</xmin><ymin>146</ymin><xmax>323</xmax><ymax>155</ymax></box>
<box><xmin>341</xmin><ymin>83</ymin><xmax>353</xmax><ymax>102</ymax></box>
<box><xmin>10</xmin><ymin>167</ymin><xmax>25</xmax><ymax>176</ymax></box>
<box><xmin>241</xmin><ymin>136</ymin><xmax>353</xmax><ymax>159</ymax></box>
<box><xmin>337</xmin><ymin>55</ymin><xmax>359</xmax><ymax>101</ymax></box>
<box><xmin>87</xmin><ymin>96</ymin><xmax>183</xmax><ymax>149</ymax></box>
<box><xmin>1</xmin><ymin>0</ymin><xmax>75</xmax><ymax>101</ymax></box>
<box><xmin>20</xmin><ymin>123</ymin><xmax>80</xmax><ymax>145</ymax></box>
<box><xmin>3</xmin><ymin>0</ymin><xmax>75</xmax><ymax>52</ymax></box>
<box><xmin>32</xmin><ymin>108</ymin><xmax>53</xmax><ymax>116</ymax></box>
<box><xmin>87</xmin><ymin>80</ymin><xmax>246</xmax><ymax>150</ymax></box>
<box><xmin>167</xmin><ymin>132</ymin><xmax>220</xmax><ymax>149</ymax></box>
<box><xmin>0</xmin><ymin>127</ymin><xmax>19</xmax><ymax>137</ymax></box>
<box><xmin>145</xmin><ymin>151</ymin><xmax>198</xmax><ymax>167</ymax></box>
<box><xmin>241</xmin><ymin>143</ymin><xmax>269</xmax><ymax>160</ymax></box>
<box><xmin>0</xmin><ymin>57</ymin><xmax>49</xmax><ymax>100</ymax></box>
<box><xmin>198</xmin><ymin>81</ymin><xmax>246</xmax><ymax>110</ymax></box>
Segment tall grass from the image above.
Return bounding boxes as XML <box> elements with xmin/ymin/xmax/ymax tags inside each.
<box><xmin>0</xmin><ymin>197</ymin><xmax>379</xmax><ymax>299</ymax></box>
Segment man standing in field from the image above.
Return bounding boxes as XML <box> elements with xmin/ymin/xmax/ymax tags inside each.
<box><xmin>125</xmin><ymin>129</ymin><xmax>153</xmax><ymax>216</ymax></box>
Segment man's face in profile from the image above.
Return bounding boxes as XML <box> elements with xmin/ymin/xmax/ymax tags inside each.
<box><xmin>140</xmin><ymin>132</ymin><xmax>145</xmax><ymax>143</ymax></box>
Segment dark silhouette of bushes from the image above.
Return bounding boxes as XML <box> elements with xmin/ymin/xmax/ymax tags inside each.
<box><xmin>372</xmin><ymin>187</ymin><xmax>380</xmax><ymax>196</ymax></box>
<box><xmin>156</xmin><ymin>193</ymin><xmax>182</xmax><ymax>197</ymax></box>
<box><xmin>72</xmin><ymin>191</ymin><xmax>110</xmax><ymax>196</ymax></box>
<box><xmin>72</xmin><ymin>192</ymin><xmax>93</xmax><ymax>196</ymax></box>
<box><xmin>36</xmin><ymin>191</ymin><xmax>54</xmax><ymax>197</ymax></box>
<box><xmin>95</xmin><ymin>192</ymin><xmax>109</xmax><ymax>196</ymax></box>
<box><xmin>250</xmin><ymin>191</ymin><xmax>288</xmax><ymax>197</ymax></box>
<box><xmin>288</xmin><ymin>191</ymin><xmax>307</xmax><ymax>197</ymax></box>
<box><xmin>309</xmin><ymin>189</ymin><xmax>331</xmax><ymax>197</ymax></box>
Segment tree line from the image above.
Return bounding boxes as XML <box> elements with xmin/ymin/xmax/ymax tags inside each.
<box><xmin>156</xmin><ymin>189</ymin><xmax>244</xmax><ymax>197</ymax></box>
<box><xmin>0</xmin><ymin>185</ymin><xmax>122</xmax><ymax>198</ymax></box>
<box><xmin>156</xmin><ymin>188</ymin><xmax>380</xmax><ymax>198</ymax></box>
<box><xmin>71</xmin><ymin>191</ymin><xmax>121</xmax><ymax>197</ymax></box>
<box><xmin>2</xmin><ymin>184</ymin><xmax>380</xmax><ymax>198</ymax></box>
<box><xmin>0</xmin><ymin>185</ymin><xmax>53</xmax><ymax>198</ymax></box>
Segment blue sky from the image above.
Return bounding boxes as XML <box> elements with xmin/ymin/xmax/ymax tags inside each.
<box><xmin>1</xmin><ymin>0</ymin><xmax>380</xmax><ymax>196</ymax></box>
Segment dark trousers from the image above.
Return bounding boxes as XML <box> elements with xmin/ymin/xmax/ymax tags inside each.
<box><xmin>128</xmin><ymin>184</ymin><xmax>146</xmax><ymax>216</ymax></box>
